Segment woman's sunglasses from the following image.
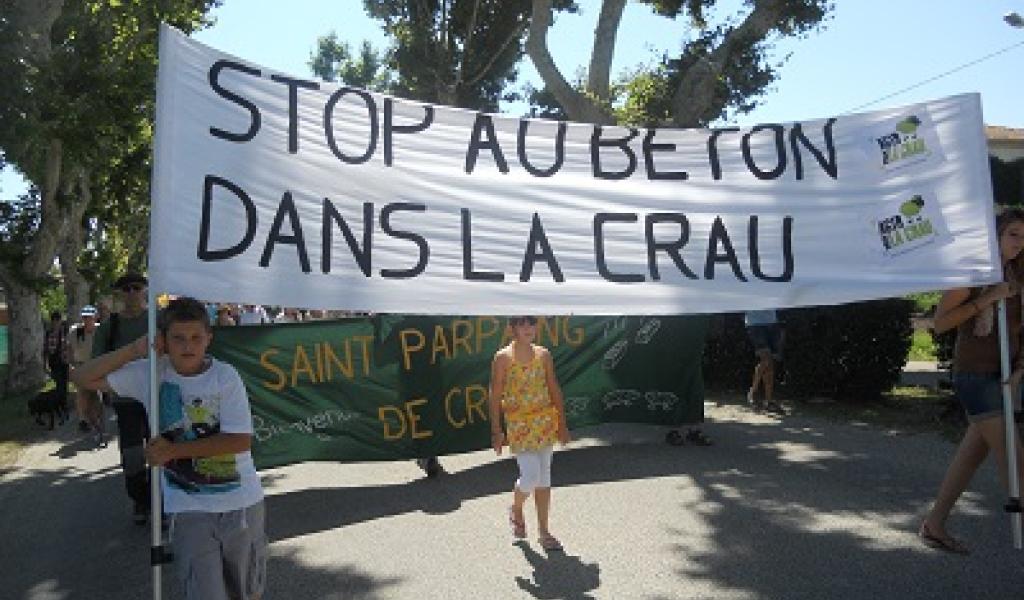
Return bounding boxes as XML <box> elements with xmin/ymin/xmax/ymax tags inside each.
<box><xmin>120</xmin><ymin>284</ymin><xmax>145</xmax><ymax>293</ymax></box>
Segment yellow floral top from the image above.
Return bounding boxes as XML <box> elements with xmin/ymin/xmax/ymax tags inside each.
<box><xmin>501</xmin><ymin>353</ymin><xmax>559</xmax><ymax>453</ymax></box>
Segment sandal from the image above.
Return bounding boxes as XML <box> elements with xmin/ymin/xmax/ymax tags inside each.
<box><xmin>508</xmin><ymin>506</ymin><xmax>526</xmax><ymax>539</ymax></box>
<box><xmin>665</xmin><ymin>429</ymin><xmax>686</xmax><ymax>446</ymax></box>
<box><xmin>538</xmin><ymin>534</ymin><xmax>563</xmax><ymax>551</ymax></box>
<box><xmin>685</xmin><ymin>428</ymin><xmax>713</xmax><ymax>446</ymax></box>
<box><xmin>918</xmin><ymin>522</ymin><xmax>969</xmax><ymax>555</ymax></box>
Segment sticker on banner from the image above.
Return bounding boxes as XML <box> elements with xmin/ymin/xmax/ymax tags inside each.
<box><xmin>869</xmin><ymin>192</ymin><xmax>950</xmax><ymax>258</ymax></box>
<box><xmin>868</xmin><ymin>112</ymin><xmax>945</xmax><ymax>172</ymax></box>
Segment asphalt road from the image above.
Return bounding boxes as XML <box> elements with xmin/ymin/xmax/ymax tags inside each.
<box><xmin>1</xmin><ymin>400</ymin><xmax>1020</xmax><ymax>600</ymax></box>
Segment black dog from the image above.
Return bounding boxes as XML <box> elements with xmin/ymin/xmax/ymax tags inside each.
<box><xmin>27</xmin><ymin>389</ymin><xmax>68</xmax><ymax>430</ymax></box>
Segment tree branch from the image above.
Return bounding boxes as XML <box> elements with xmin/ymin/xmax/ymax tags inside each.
<box><xmin>456</xmin><ymin>0</ymin><xmax>482</xmax><ymax>86</ymax></box>
<box><xmin>526</xmin><ymin>0</ymin><xmax>613</xmax><ymax>123</ymax></box>
<box><xmin>464</xmin><ymin>19</ymin><xmax>526</xmax><ymax>88</ymax></box>
<box><xmin>24</xmin><ymin>138</ymin><xmax>64</xmax><ymax>278</ymax></box>
<box><xmin>670</xmin><ymin>0</ymin><xmax>784</xmax><ymax>126</ymax></box>
<box><xmin>586</xmin><ymin>0</ymin><xmax>626</xmax><ymax>102</ymax></box>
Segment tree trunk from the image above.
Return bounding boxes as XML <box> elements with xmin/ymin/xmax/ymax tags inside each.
<box><xmin>59</xmin><ymin>172</ymin><xmax>92</xmax><ymax>320</ymax></box>
<box><xmin>2</xmin><ymin>279</ymin><xmax>47</xmax><ymax>395</ymax></box>
<box><xmin>527</xmin><ymin>0</ymin><xmax>614</xmax><ymax>125</ymax></box>
<box><xmin>1</xmin><ymin>138</ymin><xmax>65</xmax><ymax>394</ymax></box>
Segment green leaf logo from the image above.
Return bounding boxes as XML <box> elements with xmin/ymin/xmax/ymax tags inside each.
<box><xmin>900</xmin><ymin>195</ymin><xmax>925</xmax><ymax>217</ymax></box>
<box><xmin>895</xmin><ymin>116</ymin><xmax>922</xmax><ymax>135</ymax></box>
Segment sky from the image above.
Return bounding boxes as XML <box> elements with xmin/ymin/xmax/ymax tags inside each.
<box><xmin>2</xmin><ymin>0</ymin><xmax>1022</xmax><ymax>197</ymax></box>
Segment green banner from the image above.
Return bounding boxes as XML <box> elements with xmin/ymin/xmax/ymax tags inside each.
<box><xmin>209</xmin><ymin>315</ymin><xmax>708</xmax><ymax>469</ymax></box>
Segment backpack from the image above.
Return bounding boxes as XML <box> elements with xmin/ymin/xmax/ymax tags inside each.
<box><xmin>105</xmin><ymin>313</ymin><xmax>121</xmax><ymax>353</ymax></box>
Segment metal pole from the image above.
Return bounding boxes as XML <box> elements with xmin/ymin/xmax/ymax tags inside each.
<box><xmin>996</xmin><ymin>298</ymin><xmax>1022</xmax><ymax>549</ymax></box>
<box><xmin>147</xmin><ymin>292</ymin><xmax>163</xmax><ymax>599</ymax></box>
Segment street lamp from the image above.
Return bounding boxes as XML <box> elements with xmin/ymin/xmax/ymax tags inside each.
<box><xmin>1006</xmin><ymin>11</ymin><xmax>1024</xmax><ymax>28</ymax></box>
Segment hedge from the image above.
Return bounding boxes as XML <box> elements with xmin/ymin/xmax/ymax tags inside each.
<box><xmin>703</xmin><ymin>299</ymin><xmax>913</xmax><ymax>401</ymax></box>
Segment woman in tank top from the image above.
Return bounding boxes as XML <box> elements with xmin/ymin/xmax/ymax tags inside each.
<box><xmin>920</xmin><ymin>207</ymin><xmax>1024</xmax><ymax>554</ymax></box>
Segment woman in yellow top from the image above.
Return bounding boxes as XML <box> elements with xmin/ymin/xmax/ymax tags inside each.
<box><xmin>489</xmin><ymin>316</ymin><xmax>571</xmax><ymax>551</ymax></box>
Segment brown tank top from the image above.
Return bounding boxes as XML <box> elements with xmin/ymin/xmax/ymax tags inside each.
<box><xmin>953</xmin><ymin>289</ymin><xmax>1021</xmax><ymax>374</ymax></box>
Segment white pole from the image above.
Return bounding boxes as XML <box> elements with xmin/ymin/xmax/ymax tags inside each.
<box><xmin>996</xmin><ymin>298</ymin><xmax>1023</xmax><ymax>549</ymax></box>
<box><xmin>147</xmin><ymin>291</ymin><xmax>163</xmax><ymax>599</ymax></box>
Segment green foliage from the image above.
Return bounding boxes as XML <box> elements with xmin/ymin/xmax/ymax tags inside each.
<box><xmin>907</xmin><ymin>291</ymin><xmax>940</xmax><ymax>314</ymax></box>
<box><xmin>704</xmin><ymin>299</ymin><xmax>913</xmax><ymax>401</ymax></box>
<box><xmin>362</xmin><ymin>0</ymin><xmax>576</xmax><ymax>110</ymax></box>
<box><xmin>39</xmin><ymin>282</ymin><xmax>66</xmax><ymax>318</ymax></box>
<box><xmin>992</xmin><ymin>156</ymin><xmax>1024</xmax><ymax>206</ymax></box>
<box><xmin>909</xmin><ymin>329</ymin><xmax>937</xmax><ymax>361</ymax></box>
<box><xmin>531</xmin><ymin>0</ymin><xmax>834</xmax><ymax>127</ymax></box>
<box><xmin>309</xmin><ymin>33</ymin><xmax>395</xmax><ymax>91</ymax></box>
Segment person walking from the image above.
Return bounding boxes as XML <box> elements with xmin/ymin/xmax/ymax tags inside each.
<box><xmin>68</xmin><ymin>305</ymin><xmax>105</xmax><ymax>444</ymax></box>
<box><xmin>920</xmin><ymin>207</ymin><xmax>1024</xmax><ymax>554</ymax></box>
<box><xmin>489</xmin><ymin>316</ymin><xmax>571</xmax><ymax>551</ymax></box>
<box><xmin>745</xmin><ymin>309</ymin><xmax>784</xmax><ymax>411</ymax></box>
<box><xmin>92</xmin><ymin>273</ymin><xmax>152</xmax><ymax>524</ymax></box>
<box><xmin>43</xmin><ymin>310</ymin><xmax>70</xmax><ymax>416</ymax></box>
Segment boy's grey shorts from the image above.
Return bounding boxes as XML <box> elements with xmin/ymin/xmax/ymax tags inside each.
<box><xmin>170</xmin><ymin>500</ymin><xmax>268</xmax><ymax>600</ymax></box>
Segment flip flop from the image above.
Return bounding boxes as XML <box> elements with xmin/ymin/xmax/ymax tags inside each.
<box><xmin>918</xmin><ymin>523</ymin><xmax>969</xmax><ymax>555</ymax></box>
<box><xmin>508</xmin><ymin>506</ymin><xmax>526</xmax><ymax>539</ymax></box>
<box><xmin>685</xmin><ymin>429</ymin><xmax>713</xmax><ymax>447</ymax></box>
<box><xmin>538</xmin><ymin>534</ymin><xmax>563</xmax><ymax>552</ymax></box>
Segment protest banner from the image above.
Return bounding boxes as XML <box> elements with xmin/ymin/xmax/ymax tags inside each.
<box><xmin>210</xmin><ymin>315</ymin><xmax>706</xmax><ymax>468</ymax></box>
<box><xmin>150</xmin><ymin>25</ymin><xmax>1000</xmax><ymax>315</ymax></box>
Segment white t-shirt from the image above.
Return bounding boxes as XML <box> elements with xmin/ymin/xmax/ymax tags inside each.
<box><xmin>107</xmin><ymin>357</ymin><xmax>263</xmax><ymax>514</ymax></box>
<box><xmin>237</xmin><ymin>308</ymin><xmax>267</xmax><ymax>325</ymax></box>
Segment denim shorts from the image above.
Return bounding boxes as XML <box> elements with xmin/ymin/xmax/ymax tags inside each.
<box><xmin>747</xmin><ymin>324</ymin><xmax>783</xmax><ymax>359</ymax></box>
<box><xmin>953</xmin><ymin>372</ymin><xmax>1021</xmax><ymax>423</ymax></box>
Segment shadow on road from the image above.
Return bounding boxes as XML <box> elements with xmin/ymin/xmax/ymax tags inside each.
<box><xmin>2</xmin><ymin>412</ymin><xmax>1020</xmax><ymax>598</ymax></box>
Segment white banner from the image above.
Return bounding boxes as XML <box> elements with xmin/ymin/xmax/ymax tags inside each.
<box><xmin>150</xmin><ymin>25</ymin><xmax>1000</xmax><ymax>315</ymax></box>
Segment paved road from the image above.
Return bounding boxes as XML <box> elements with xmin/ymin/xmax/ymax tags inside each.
<box><xmin>1</xmin><ymin>400</ymin><xmax>1019</xmax><ymax>600</ymax></box>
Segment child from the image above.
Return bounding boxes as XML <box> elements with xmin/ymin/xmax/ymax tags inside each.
<box><xmin>488</xmin><ymin>316</ymin><xmax>571</xmax><ymax>551</ymax></box>
<box><xmin>72</xmin><ymin>296</ymin><xmax>267</xmax><ymax>599</ymax></box>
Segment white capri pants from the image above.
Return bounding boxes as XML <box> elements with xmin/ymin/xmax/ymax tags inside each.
<box><xmin>515</xmin><ymin>447</ymin><xmax>554</xmax><ymax>493</ymax></box>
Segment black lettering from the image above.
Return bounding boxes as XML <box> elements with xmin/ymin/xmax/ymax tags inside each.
<box><xmin>594</xmin><ymin>213</ymin><xmax>644</xmax><ymax>283</ymax></box>
<box><xmin>707</xmin><ymin>127</ymin><xmax>739</xmax><ymax>180</ymax></box>
<box><xmin>517</xmin><ymin>120</ymin><xmax>566</xmax><ymax>177</ymax></box>
<box><xmin>380</xmin><ymin>203</ymin><xmax>428</xmax><ymax>278</ymax></box>
<box><xmin>741</xmin><ymin>124</ymin><xmax>787</xmax><ymax>180</ymax></box>
<box><xmin>208</xmin><ymin>60</ymin><xmax>262</xmax><ymax>142</ymax></box>
<box><xmin>520</xmin><ymin>213</ymin><xmax>564</xmax><ymax>282</ymax></box>
<box><xmin>465</xmin><ymin>114</ymin><xmax>509</xmax><ymax>174</ymax></box>
<box><xmin>704</xmin><ymin>217</ymin><xmax>747</xmax><ymax>281</ymax></box>
<box><xmin>260</xmin><ymin>192</ymin><xmax>311</xmax><ymax>273</ymax></box>
<box><xmin>269</xmin><ymin>75</ymin><xmax>320</xmax><ymax>153</ymax></box>
<box><xmin>790</xmin><ymin>119</ymin><xmax>838</xmax><ymax>180</ymax></box>
<box><xmin>322</xmin><ymin>199</ymin><xmax>373</xmax><ymax>276</ymax></box>
<box><xmin>643</xmin><ymin>130</ymin><xmax>688</xmax><ymax>180</ymax></box>
<box><xmin>749</xmin><ymin>216</ymin><xmax>794</xmax><ymax>282</ymax></box>
<box><xmin>591</xmin><ymin>126</ymin><xmax>638</xmax><ymax>180</ymax></box>
<box><xmin>462</xmin><ymin>209</ymin><xmax>504</xmax><ymax>281</ymax></box>
<box><xmin>324</xmin><ymin>87</ymin><xmax>379</xmax><ymax>164</ymax></box>
<box><xmin>198</xmin><ymin>176</ymin><xmax>257</xmax><ymax>261</ymax></box>
<box><xmin>384</xmin><ymin>99</ymin><xmax>434</xmax><ymax>166</ymax></box>
<box><xmin>645</xmin><ymin>213</ymin><xmax>697</xmax><ymax>280</ymax></box>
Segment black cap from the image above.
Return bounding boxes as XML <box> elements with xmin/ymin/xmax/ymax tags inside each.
<box><xmin>112</xmin><ymin>273</ymin><xmax>148</xmax><ymax>289</ymax></box>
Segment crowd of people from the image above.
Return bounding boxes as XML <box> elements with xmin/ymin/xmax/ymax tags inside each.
<box><xmin>35</xmin><ymin>207</ymin><xmax>1024</xmax><ymax>598</ymax></box>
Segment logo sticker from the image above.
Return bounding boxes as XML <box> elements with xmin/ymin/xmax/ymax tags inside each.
<box><xmin>873</xmin><ymin>194</ymin><xmax>944</xmax><ymax>257</ymax></box>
